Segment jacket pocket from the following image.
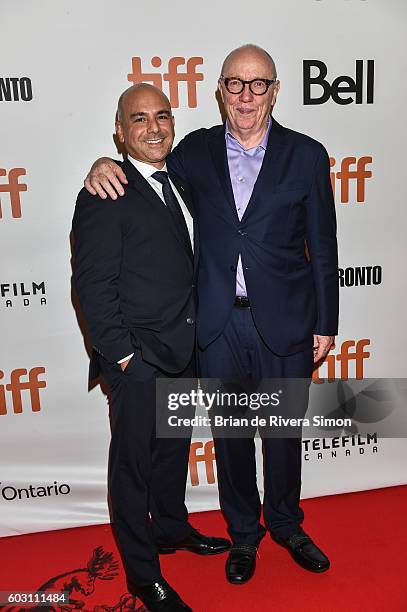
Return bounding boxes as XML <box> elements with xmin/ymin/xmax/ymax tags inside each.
<box><xmin>273</xmin><ymin>182</ymin><xmax>306</xmax><ymax>193</ymax></box>
<box><xmin>126</xmin><ymin>317</ymin><xmax>162</xmax><ymax>332</ymax></box>
<box><xmin>121</xmin><ymin>353</ymin><xmax>139</xmax><ymax>376</ymax></box>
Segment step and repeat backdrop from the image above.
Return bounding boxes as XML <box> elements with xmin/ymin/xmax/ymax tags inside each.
<box><xmin>1</xmin><ymin>0</ymin><xmax>407</xmax><ymax>537</ymax></box>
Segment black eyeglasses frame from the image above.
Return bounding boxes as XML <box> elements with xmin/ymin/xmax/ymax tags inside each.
<box><xmin>220</xmin><ymin>76</ymin><xmax>277</xmax><ymax>96</ymax></box>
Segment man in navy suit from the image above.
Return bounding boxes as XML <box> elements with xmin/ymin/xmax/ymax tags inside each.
<box><xmin>73</xmin><ymin>84</ymin><xmax>229</xmax><ymax>611</ymax></box>
<box><xmin>85</xmin><ymin>44</ymin><xmax>339</xmax><ymax>584</ymax></box>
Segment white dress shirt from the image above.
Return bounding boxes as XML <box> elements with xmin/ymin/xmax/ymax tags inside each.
<box><xmin>118</xmin><ymin>156</ymin><xmax>194</xmax><ymax>364</ymax></box>
<box><xmin>128</xmin><ymin>155</ymin><xmax>194</xmax><ymax>250</ymax></box>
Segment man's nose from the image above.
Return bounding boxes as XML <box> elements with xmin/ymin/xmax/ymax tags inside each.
<box><xmin>147</xmin><ymin>118</ymin><xmax>160</xmax><ymax>132</ymax></box>
<box><xmin>239</xmin><ymin>83</ymin><xmax>254</xmax><ymax>102</ymax></box>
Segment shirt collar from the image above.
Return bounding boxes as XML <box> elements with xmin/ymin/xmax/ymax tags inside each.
<box><xmin>127</xmin><ymin>155</ymin><xmax>167</xmax><ymax>179</ymax></box>
<box><xmin>225</xmin><ymin>116</ymin><xmax>272</xmax><ymax>153</ymax></box>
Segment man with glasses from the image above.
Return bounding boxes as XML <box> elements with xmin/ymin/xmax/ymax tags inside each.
<box><xmin>84</xmin><ymin>44</ymin><xmax>339</xmax><ymax>585</ymax></box>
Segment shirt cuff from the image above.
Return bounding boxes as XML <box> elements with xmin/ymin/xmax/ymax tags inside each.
<box><xmin>117</xmin><ymin>353</ymin><xmax>134</xmax><ymax>364</ymax></box>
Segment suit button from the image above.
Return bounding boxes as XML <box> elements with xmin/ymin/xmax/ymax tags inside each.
<box><xmin>186</xmin><ymin>317</ymin><xmax>195</xmax><ymax>325</ymax></box>
<box><xmin>230</xmin><ymin>265</ymin><xmax>236</xmax><ymax>272</ymax></box>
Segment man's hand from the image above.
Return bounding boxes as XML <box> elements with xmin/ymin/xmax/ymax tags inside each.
<box><xmin>120</xmin><ymin>356</ymin><xmax>132</xmax><ymax>371</ymax></box>
<box><xmin>84</xmin><ymin>157</ymin><xmax>128</xmax><ymax>200</ymax></box>
<box><xmin>313</xmin><ymin>335</ymin><xmax>334</xmax><ymax>364</ymax></box>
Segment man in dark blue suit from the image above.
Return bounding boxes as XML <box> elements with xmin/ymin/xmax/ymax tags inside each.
<box><xmin>85</xmin><ymin>44</ymin><xmax>339</xmax><ymax>584</ymax></box>
<box><xmin>73</xmin><ymin>84</ymin><xmax>229</xmax><ymax>611</ymax></box>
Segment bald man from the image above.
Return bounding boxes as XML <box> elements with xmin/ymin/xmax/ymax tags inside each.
<box><xmin>72</xmin><ymin>84</ymin><xmax>229</xmax><ymax>612</ymax></box>
<box><xmin>84</xmin><ymin>45</ymin><xmax>339</xmax><ymax>585</ymax></box>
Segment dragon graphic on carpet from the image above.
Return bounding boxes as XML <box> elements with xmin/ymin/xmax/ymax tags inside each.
<box><xmin>4</xmin><ymin>546</ymin><xmax>146</xmax><ymax>611</ymax></box>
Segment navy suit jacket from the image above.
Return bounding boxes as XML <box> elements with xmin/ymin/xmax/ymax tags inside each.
<box><xmin>167</xmin><ymin>117</ymin><xmax>339</xmax><ymax>356</ymax></box>
<box><xmin>73</xmin><ymin>159</ymin><xmax>198</xmax><ymax>378</ymax></box>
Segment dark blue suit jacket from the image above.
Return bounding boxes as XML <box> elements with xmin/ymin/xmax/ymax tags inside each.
<box><xmin>167</xmin><ymin>118</ymin><xmax>339</xmax><ymax>356</ymax></box>
<box><xmin>73</xmin><ymin>159</ymin><xmax>197</xmax><ymax>378</ymax></box>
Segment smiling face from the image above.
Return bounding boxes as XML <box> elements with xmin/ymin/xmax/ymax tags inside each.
<box><xmin>116</xmin><ymin>84</ymin><xmax>174</xmax><ymax>168</ymax></box>
<box><xmin>218</xmin><ymin>46</ymin><xmax>280</xmax><ymax>145</ymax></box>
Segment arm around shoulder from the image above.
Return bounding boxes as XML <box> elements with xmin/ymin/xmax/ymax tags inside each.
<box><xmin>84</xmin><ymin>157</ymin><xmax>128</xmax><ymax>200</ymax></box>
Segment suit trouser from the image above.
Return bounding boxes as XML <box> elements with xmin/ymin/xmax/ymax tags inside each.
<box><xmin>100</xmin><ymin>351</ymin><xmax>195</xmax><ymax>585</ymax></box>
<box><xmin>199</xmin><ymin>307</ymin><xmax>313</xmax><ymax>546</ymax></box>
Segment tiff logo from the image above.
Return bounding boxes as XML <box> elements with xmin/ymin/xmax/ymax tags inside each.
<box><xmin>0</xmin><ymin>168</ymin><xmax>27</xmax><ymax>219</ymax></box>
<box><xmin>0</xmin><ymin>368</ymin><xmax>46</xmax><ymax>415</ymax></box>
<box><xmin>313</xmin><ymin>339</ymin><xmax>371</xmax><ymax>383</ymax></box>
<box><xmin>330</xmin><ymin>156</ymin><xmax>372</xmax><ymax>204</ymax></box>
<box><xmin>127</xmin><ymin>56</ymin><xmax>204</xmax><ymax>108</ymax></box>
<box><xmin>189</xmin><ymin>441</ymin><xmax>216</xmax><ymax>486</ymax></box>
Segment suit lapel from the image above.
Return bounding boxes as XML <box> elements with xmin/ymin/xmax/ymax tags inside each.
<box><xmin>206</xmin><ymin>121</ymin><xmax>288</xmax><ymax>224</ymax></box>
<box><xmin>240</xmin><ymin>118</ymin><xmax>287</xmax><ymax>223</ymax></box>
<box><xmin>123</xmin><ymin>159</ymin><xmax>193</xmax><ymax>265</ymax></box>
<box><xmin>123</xmin><ymin>158</ymin><xmax>167</xmax><ymax>213</ymax></box>
<box><xmin>170</xmin><ymin>173</ymin><xmax>195</xmax><ymax>219</ymax></box>
<box><xmin>170</xmin><ymin>172</ymin><xmax>197</xmax><ymax>268</ymax></box>
<box><xmin>208</xmin><ymin>125</ymin><xmax>238</xmax><ymax>218</ymax></box>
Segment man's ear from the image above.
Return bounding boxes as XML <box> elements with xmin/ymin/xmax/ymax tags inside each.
<box><xmin>271</xmin><ymin>80</ymin><xmax>280</xmax><ymax>107</ymax></box>
<box><xmin>116</xmin><ymin>121</ymin><xmax>124</xmax><ymax>143</ymax></box>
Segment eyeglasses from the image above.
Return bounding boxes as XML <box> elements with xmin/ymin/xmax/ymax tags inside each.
<box><xmin>220</xmin><ymin>76</ymin><xmax>277</xmax><ymax>96</ymax></box>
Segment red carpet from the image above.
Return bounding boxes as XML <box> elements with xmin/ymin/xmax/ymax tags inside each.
<box><xmin>1</xmin><ymin>486</ymin><xmax>405</xmax><ymax>611</ymax></box>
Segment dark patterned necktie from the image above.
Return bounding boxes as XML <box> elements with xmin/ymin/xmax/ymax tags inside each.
<box><xmin>152</xmin><ymin>171</ymin><xmax>192</xmax><ymax>252</ymax></box>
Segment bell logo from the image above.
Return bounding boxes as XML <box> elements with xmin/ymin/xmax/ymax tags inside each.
<box><xmin>0</xmin><ymin>368</ymin><xmax>46</xmax><ymax>415</ymax></box>
<box><xmin>330</xmin><ymin>157</ymin><xmax>372</xmax><ymax>204</ymax></box>
<box><xmin>313</xmin><ymin>340</ymin><xmax>371</xmax><ymax>383</ymax></box>
<box><xmin>303</xmin><ymin>59</ymin><xmax>374</xmax><ymax>105</ymax></box>
<box><xmin>0</xmin><ymin>168</ymin><xmax>27</xmax><ymax>219</ymax></box>
<box><xmin>189</xmin><ymin>441</ymin><xmax>216</xmax><ymax>486</ymax></box>
<box><xmin>127</xmin><ymin>56</ymin><xmax>204</xmax><ymax>108</ymax></box>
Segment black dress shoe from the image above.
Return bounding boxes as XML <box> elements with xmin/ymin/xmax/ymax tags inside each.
<box><xmin>127</xmin><ymin>578</ymin><xmax>192</xmax><ymax>611</ymax></box>
<box><xmin>225</xmin><ymin>543</ymin><xmax>257</xmax><ymax>584</ymax></box>
<box><xmin>271</xmin><ymin>529</ymin><xmax>330</xmax><ymax>573</ymax></box>
<box><xmin>157</xmin><ymin>527</ymin><xmax>230</xmax><ymax>555</ymax></box>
